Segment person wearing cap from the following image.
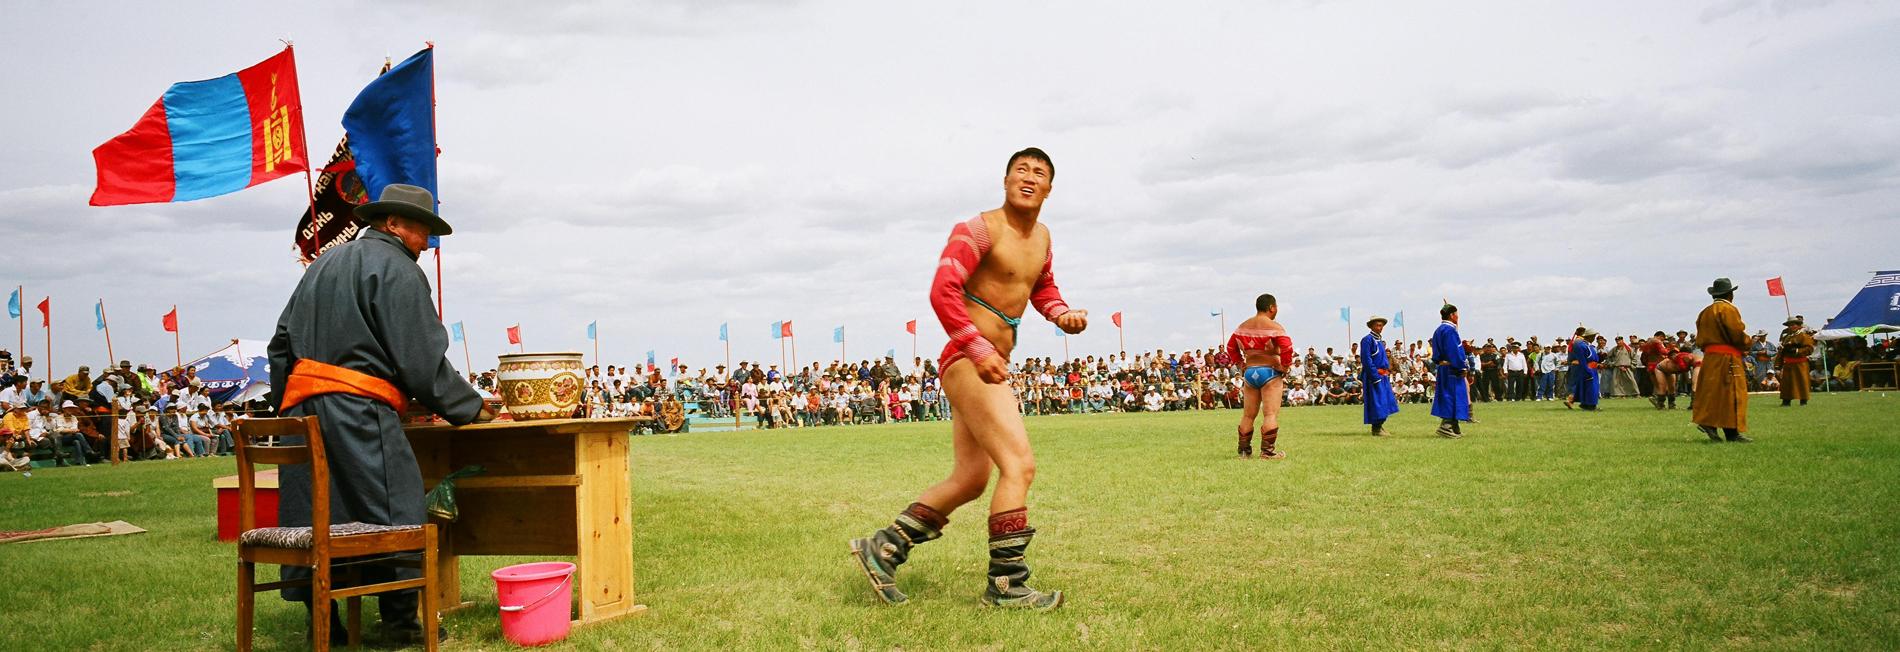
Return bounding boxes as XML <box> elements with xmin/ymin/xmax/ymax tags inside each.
<box><xmin>1778</xmin><ymin>316</ymin><xmax>1815</xmax><ymax>407</ymax></box>
<box><xmin>266</xmin><ymin>183</ymin><xmax>496</xmax><ymax>642</ymax></box>
<box><xmin>1693</xmin><ymin>278</ymin><xmax>1753</xmax><ymax>442</ymax></box>
<box><xmin>1430</xmin><ymin>305</ymin><xmax>1470</xmax><ymax>438</ymax></box>
<box><xmin>49</xmin><ymin>400</ymin><xmax>94</xmax><ymax>466</ymax></box>
<box><xmin>1360</xmin><ymin>315</ymin><xmax>1400</xmax><ymax>436</ymax></box>
<box><xmin>57</xmin><ymin>365</ymin><xmax>94</xmax><ymax>403</ymax></box>
<box><xmin>1565</xmin><ymin>327</ymin><xmax>1603</xmax><ymax>411</ymax></box>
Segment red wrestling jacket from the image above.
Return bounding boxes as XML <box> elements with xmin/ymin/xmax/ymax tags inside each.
<box><xmin>1226</xmin><ymin>327</ymin><xmax>1293</xmax><ymax>370</ymax></box>
<box><xmin>929</xmin><ymin>216</ymin><xmax>1070</xmax><ymax>365</ymax></box>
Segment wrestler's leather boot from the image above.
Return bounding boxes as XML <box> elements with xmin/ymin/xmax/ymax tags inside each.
<box><xmin>982</xmin><ymin>527</ymin><xmax>1064</xmax><ymax>610</ymax></box>
<box><xmin>1259</xmin><ymin>428</ymin><xmax>1286</xmax><ymax>459</ymax></box>
<box><xmin>1237</xmin><ymin>426</ymin><xmax>1253</xmax><ymax>457</ymax></box>
<box><xmin>849</xmin><ymin>507</ymin><xmax>944</xmax><ymax>604</ymax></box>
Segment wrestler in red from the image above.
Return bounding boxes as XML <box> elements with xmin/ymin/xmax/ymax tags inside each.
<box><xmin>1226</xmin><ymin>294</ymin><xmax>1293</xmax><ymax>458</ymax></box>
<box><xmin>849</xmin><ymin>148</ymin><xmax>1084</xmax><ymax>611</ymax></box>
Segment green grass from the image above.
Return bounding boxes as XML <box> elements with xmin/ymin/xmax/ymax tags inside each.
<box><xmin>4</xmin><ymin>393</ymin><xmax>1898</xmax><ymax>650</ymax></box>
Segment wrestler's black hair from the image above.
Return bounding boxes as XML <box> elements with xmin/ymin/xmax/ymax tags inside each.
<box><xmin>1007</xmin><ymin>147</ymin><xmax>1054</xmax><ymax>179</ymax></box>
<box><xmin>1256</xmin><ymin>294</ymin><xmax>1276</xmax><ymax>312</ymax></box>
<box><xmin>1440</xmin><ymin>304</ymin><xmax>1458</xmax><ymax>319</ymax></box>
<box><xmin>1575</xmin><ymin>326</ymin><xmax>1588</xmax><ymax>336</ymax></box>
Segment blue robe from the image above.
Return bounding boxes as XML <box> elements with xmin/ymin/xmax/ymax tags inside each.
<box><xmin>1360</xmin><ymin>332</ymin><xmax>1400</xmax><ymax>423</ymax></box>
<box><xmin>1567</xmin><ymin>339</ymin><xmax>1600</xmax><ymax>407</ymax></box>
<box><xmin>1430</xmin><ymin>321</ymin><xmax>1470</xmax><ymax>420</ymax></box>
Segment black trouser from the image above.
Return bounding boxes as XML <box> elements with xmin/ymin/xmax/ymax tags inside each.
<box><xmin>1479</xmin><ymin>371</ymin><xmax>1501</xmax><ymax>401</ymax></box>
<box><xmin>1505</xmin><ymin>371</ymin><xmax>1527</xmax><ymax>401</ymax></box>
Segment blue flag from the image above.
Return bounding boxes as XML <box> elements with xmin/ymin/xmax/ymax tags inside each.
<box><xmin>719</xmin><ymin>322</ymin><xmax>728</xmax><ymax>342</ymax></box>
<box><xmin>1393</xmin><ymin>311</ymin><xmax>1405</xmax><ymax>328</ymax></box>
<box><xmin>343</xmin><ymin>47</ymin><xmax>437</xmax><ymax>213</ymax></box>
<box><xmin>1340</xmin><ymin>307</ymin><xmax>1350</xmax><ymax>323</ymax></box>
<box><xmin>1210</xmin><ymin>309</ymin><xmax>1222</xmax><ymax>317</ymax></box>
<box><xmin>771</xmin><ymin>321</ymin><xmax>783</xmax><ymax>340</ymax></box>
<box><xmin>646</xmin><ymin>350</ymin><xmax>656</xmax><ymax>366</ymax></box>
<box><xmin>6</xmin><ymin>289</ymin><xmax>18</xmax><ymax>319</ymax></box>
<box><xmin>887</xmin><ymin>348</ymin><xmax>895</xmax><ymax>359</ymax></box>
<box><xmin>833</xmin><ymin>326</ymin><xmax>844</xmax><ymax>343</ymax></box>
<box><xmin>587</xmin><ymin>321</ymin><xmax>597</xmax><ymax>340</ymax></box>
<box><xmin>95</xmin><ymin>300</ymin><xmax>106</xmax><ymax>331</ymax></box>
<box><xmin>450</xmin><ymin>321</ymin><xmax>464</xmax><ymax>342</ymax></box>
<box><xmin>1055</xmin><ymin>325</ymin><xmax>1066</xmax><ymax>337</ymax></box>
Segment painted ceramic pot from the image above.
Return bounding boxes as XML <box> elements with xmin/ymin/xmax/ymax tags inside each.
<box><xmin>496</xmin><ymin>352</ymin><xmax>585</xmax><ymax>421</ymax></box>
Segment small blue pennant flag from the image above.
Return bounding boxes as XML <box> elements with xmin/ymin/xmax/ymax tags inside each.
<box><xmin>587</xmin><ymin>321</ymin><xmax>597</xmax><ymax>341</ymax></box>
<box><xmin>1210</xmin><ymin>309</ymin><xmax>1222</xmax><ymax>317</ymax></box>
<box><xmin>1340</xmin><ymin>307</ymin><xmax>1350</xmax><ymax>323</ymax></box>
<box><xmin>8</xmin><ymin>289</ymin><xmax>20</xmax><ymax>319</ymax></box>
<box><xmin>887</xmin><ymin>348</ymin><xmax>895</xmax><ymax>359</ymax></box>
<box><xmin>450</xmin><ymin>321</ymin><xmax>464</xmax><ymax>342</ymax></box>
<box><xmin>95</xmin><ymin>301</ymin><xmax>105</xmax><ymax>330</ymax></box>
<box><xmin>833</xmin><ymin>326</ymin><xmax>844</xmax><ymax>343</ymax></box>
<box><xmin>771</xmin><ymin>321</ymin><xmax>783</xmax><ymax>340</ymax></box>
<box><xmin>1393</xmin><ymin>311</ymin><xmax>1404</xmax><ymax>328</ymax></box>
<box><xmin>646</xmin><ymin>350</ymin><xmax>656</xmax><ymax>365</ymax></box>
<box><xmin>719</xmin><ymin>322</ymin><xmax>728</xmax><ymax>342</ymax></box>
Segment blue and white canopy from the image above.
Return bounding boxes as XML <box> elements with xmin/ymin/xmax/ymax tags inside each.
<box><xmin>1817</xmin><ymin>270</ymin><xmax>1900</xmax><ymax>340</ymax></box>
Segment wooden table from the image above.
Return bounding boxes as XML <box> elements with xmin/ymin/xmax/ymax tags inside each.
<box><xmin>1857</xmin><ymin>361</ymin><xmax>1898</xmax><ymax>391</ymax></box>
<box><xmin>404</xmin><ymin>417</ymin><xmax>649</xmax><ymax>625</ymax></box>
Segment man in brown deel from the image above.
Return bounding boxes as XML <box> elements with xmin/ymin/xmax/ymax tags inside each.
<box><xmin>1692</xmin><ymin>277</ymin><xmax>1753</xmax><ymax>443</ymax></box>
<box><xmin>1778</xmin><ymin>316</ymin><xmax>1814</xmax><ymax>407</ymax></box>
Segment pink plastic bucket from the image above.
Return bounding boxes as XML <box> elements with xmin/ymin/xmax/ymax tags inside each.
<box><xmin>491</xmin><ymin>561</ymin><xmax>575</xmax><ymax>646</ymax></box>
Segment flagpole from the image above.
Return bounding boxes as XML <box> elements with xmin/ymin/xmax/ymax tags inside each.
<box><xmin>17</xmin><ymin>285</ymin><xmax>23</xmax><ymax>361</ymax></box>
<box><xmin>840</xmin><ymin>327</ymin><xmax>846</xmax><ymax>364</ymax></box>
<box><xmin>44</xmin><ymin>298</ymin><xmax>52</xmax><ymax>384</ymax></box>
<box><xmin>100</xmin><ymin>299</ymin><xmax>115</xmax><ymax>365</ymax></box>
<box><xmin>461</xmin><ymin>331</ymin><xmax>472</xmax><ymax>375</ymax></box>
<box><xmin>172</xmin><ymin>305</ymin><xmax>182</xmax><ymax>368</ymax></box>
<box><xmin>426</xmin><ymin>41</ymin><xmax>445</xmax><ymax>323</ymax></box>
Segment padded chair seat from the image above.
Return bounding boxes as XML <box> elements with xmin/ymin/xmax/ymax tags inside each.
<box><xmin>238</xmin><ymin>522</ymin><xmax>422</xmax><ymax>549</ymax></box>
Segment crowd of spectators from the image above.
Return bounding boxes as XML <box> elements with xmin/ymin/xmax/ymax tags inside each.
<box><xmin>8</xmin><ymin>320</ymin><xmax>1893</xmax><ymax>467</ymax></box>
<box><xmin>476</xmin><ymin>325</ymin><xmax>1898</xmax><ymax>431</ymax></box>
<box><xmin>0</xmin><ymin>351</ymin><xmax>255</xmax><ymax>471</ymax></box>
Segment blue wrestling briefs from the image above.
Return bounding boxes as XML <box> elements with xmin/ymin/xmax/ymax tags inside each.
<box><xmin>1243</xmin><ymin>365</ymin><xmax>1280</xmax><ymax>389</ymax></box>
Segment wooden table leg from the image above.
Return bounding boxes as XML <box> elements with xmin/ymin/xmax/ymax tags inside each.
<box><xmin>573</xmin><ymin>430</ymin><xmax>645</xmax><ymax>623</ymax></box>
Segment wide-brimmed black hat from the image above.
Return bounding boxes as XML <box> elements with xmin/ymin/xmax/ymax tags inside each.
<box><xmin>355</xmin><ymin>184</ymin><xmax>453</xmax><ymax>236</ymax></box>
<box><xmin>1707</xmin><ymin>277</ymin><xmax>1736</xmax><ymax>297</ymax></box>
<box><xmin>1783</xmin><ymin>316</ymin><xmax>1803</xmax><ymax>326</ymax></box>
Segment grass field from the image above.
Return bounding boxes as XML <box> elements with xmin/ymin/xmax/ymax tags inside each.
<box><xmin>3</xmin><ymin>392</ymin><xmax>1897</xmax><ymax>650</ymax></box>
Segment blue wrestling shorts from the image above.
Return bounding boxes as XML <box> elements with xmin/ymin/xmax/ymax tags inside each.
<box><xmin>1243</xmin><ymin>366</ymin><xmax>1280</xmax><ymax>389</ymax></box>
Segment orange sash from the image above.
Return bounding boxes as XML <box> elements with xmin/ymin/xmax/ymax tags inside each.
<box><xmin>1703</xmin><ymin>344</ymin><xmax>1743</xmax><ymax>357</ymax></box>
<box><xmin>281</xmin><ymin>359</ymin><xmax>406</xmax><ymax>412</ymax></box>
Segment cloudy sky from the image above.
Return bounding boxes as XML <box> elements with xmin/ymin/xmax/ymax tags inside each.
<box><xmin>3</xmin><ymin>0</ymin><xmax>1896</xmax><ymax>374</ymax></box>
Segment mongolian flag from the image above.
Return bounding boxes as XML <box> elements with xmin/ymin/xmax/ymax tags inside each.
<box><xmin>91</xmin><ymin>47</ymin><xmax>307</xmax><ymax>206</ymax></box>
<box><xmin>342</xmin><ymin>47</ymin><xmax>437</xmax><ymax>212</ymax></box>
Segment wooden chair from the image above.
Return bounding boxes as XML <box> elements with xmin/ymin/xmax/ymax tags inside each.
<box><xmin>234</xmin><ymin>415</ymin><xmax>439</xmax><ymax>651</ymax></box>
